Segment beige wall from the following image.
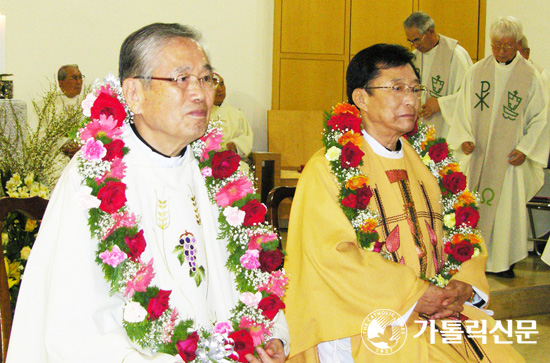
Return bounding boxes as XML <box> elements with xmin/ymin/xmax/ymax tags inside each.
<box><xmin>0</xmin><ymin>0</ymin><xmax>548</xmax><ymax>152</ymax></box>
<box><xmin>0</xmin><ymin>0</ymin><xmax>274</xmax><ymax>151</ymax></box>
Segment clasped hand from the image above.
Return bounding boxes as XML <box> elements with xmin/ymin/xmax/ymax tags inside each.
<box><xmin>414</xmin><ymin>280</ymin><xmax>473</xmax><ymax>320</ymax></box>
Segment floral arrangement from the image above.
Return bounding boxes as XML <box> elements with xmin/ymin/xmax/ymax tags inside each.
<box><xmin>323</xmin><ymin>103</ymin><xmax>483</xmax><ymax>287</ymax></box>
<box><xmin>2</xmin><ymin>173</ymin><xmax>50</xmax><ymax>313</ymax></box>
<box><xmin>76</xmin><ymin>75</ymin><xmax>287</xmax><ymax>362</ymax></box>
<box><xmin>0</xmin><ymin>79</ymin><xmax>88</xmax><ymax>191</ymax></box>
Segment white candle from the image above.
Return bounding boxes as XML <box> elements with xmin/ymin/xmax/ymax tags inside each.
<box><xmin>0</xmin><ymin>13</ymin><xmax>5</xmax><ymax>74</ymax></box>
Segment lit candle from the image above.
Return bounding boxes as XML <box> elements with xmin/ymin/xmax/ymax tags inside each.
<box><xmin>0</xmin><ymin>13</ymin><xmax>5</xmax><ymax>74</ymax></box>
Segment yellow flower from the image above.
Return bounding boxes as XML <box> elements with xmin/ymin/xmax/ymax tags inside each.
<box><xmin>2</xmin><ymin>233</ymin><xmax>8</xmax><ymax>246</ymax></box>
<box><xmin>20</xmin><ymin>246</ymin><xmax>32</xmax><ymax>260</ymax></box>
<box><xmin>38</xmin><ymin>185</ymin><xmax>50</xmax><ymax>199</ymax></box>
<box><xmin>333</xmin><ymin>103</ymin><xmax>360</xmax><ymax>117</ymax></box>
<box><xmin>24</xmin><ymin>172</ymin><xmax>35</xmax><ymax>186</ymax></box>
<box><xmin>7</xmin><ymin>173</ymin><xmax>21</xmax><ymax>188</ymax></box>
<box><xmin>18</xmin><ymin>186</ymin><xmax>30</xmax><ymax>198</ymax></box>
<box><xmin>25</xmin><ymin>219</ymin><xmax>37</xmax><ymax>232</ymax></box>
<box><xmin>360</xmin><ymin>219</ymin><xmax>377</xmax><ymax>233</ymax></box>
<box><xmin>325</xmin><ymin>146</ymin><xmax>341</xmax><ymax>161</ymax></box>
<box><xmin>345</xmin><ymin>175</ymin><xmax>369</xmax><ymax>190</ymax></box>
<box><xmin>443</xmin><ymin>213</ymin><xmax>456</xmax><ymax>228</ymax></box>
<box><xmin>453</xmin><ymin>190</ymin><xmax>476</xmax><ymax>208</ymax></box>
<box><xmin>422</xmin><ymin>154</ymin><xmax>432</xmax><ymax>165</ymax></box>
<box><xmin>29</xmin><ymin>183</ymin><xmax>41</xmax><ymax>197</ymax></box>
<box><xmin>4</xmin><ymin>257</ymin><xmax>21</xmax><ymax>288</ymax></box>
<box><xmin>439</xmin><ymin>162</ymin><xmax>460</xmax><ymax>177</ymax></box>
<box><xmin>7</xmin><ymin>190</ymin><xmax>20</xmax><ymax>198</ymax></box>
<box><xmin>338</xmin><ymin>131</ymin><xmax>362</xmax><ymax>147</ymax></box>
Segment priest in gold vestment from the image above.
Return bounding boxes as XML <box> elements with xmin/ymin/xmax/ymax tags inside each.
<box><xmin>283</xmin><ymin>44</ymin><xmax>524</xmax><ymax>362</ymax></box>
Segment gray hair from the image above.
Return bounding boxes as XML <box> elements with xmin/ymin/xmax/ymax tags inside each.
<box><xmin>490</xmin><ymin>16</ymin><xmax>523</xmax><ymax>43</ymax></box>
<box><xmin>57</xmin><ymin>64</ymin><xmax>79</xmax><ymax>81</ymax></box>
<box><xmin>403</xmin><ymin>12</ymin><xmax>434</xmax><ymax>34</ymax></box>
<box><xmin>518</xmin><ymin>35</ymin><xmax>529</xmax><ymax>50</ymax></box>
<box><xmin>118</xmin><ymin>23</ymin><xmax>203</xmax><ymax>85</ymax></box>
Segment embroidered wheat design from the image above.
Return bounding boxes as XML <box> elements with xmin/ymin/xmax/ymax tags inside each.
<box><xmin>156</xmin><ymin>199</ymin><xmax>169</xmax><ymax>229</ymax></box>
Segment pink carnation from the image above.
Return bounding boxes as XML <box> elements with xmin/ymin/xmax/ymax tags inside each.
<box><xmin>201</xmin><ymin>166</ymin><xmax>212</xmax><ymax>177</ymax></box>
<box><xmin>223</xmin><ymin>206</ymin><xmax>246</xmax><ymax>227</ymax></box>
<box><xmin>200</xmin><ymin>129</ymin><xmax>223</xmax><ymax>161</ymax></box>
<box><xmin>103</xmin><ymin>210</ymin><xmax>137</xmax><ymax>240</ymax></box>
<box><xmin>248</xmin><ymin>232</ymin><xmax>278</xmax><ymax>250</ymax></box>
<box><xmin>213</xmin><ymin>321</ymin><xmax>234</xmax><ymax>335</ymax></box>
<box><xmin>240</xmin><ymin>249</ymin><xmax>260</xmax><ymax>270</ymax></box>
<box><xmin>239</xmin><ymin>316</ymin><xmax>270</xmax><ymax>346</ymax></box>
<box><xmin>80</xmin><ymin>114</ymin><xmax>123</xmax><ymax>142</ymax></box>
<box><xmin>81</xmin><ymin>93</ymin><xmax>97</xmax><ymax>117</ymax></box>
<box><xmin>81</xmin><ymin>138</ymin><xmax>106</xmax><ymax>161</ymax></box>
<box><xmin>99</xmin><ymin>245</ymin><xmax>127</xmax><ymax>267</ymax></box>
<box><xmin>258</xmin><ymin>270</ymin><xmax>289</xmax><ymax>298</ymax></box>
<box><xmin>125</xmin><ymin>259</ymin><xmax>155</xmax><ymax>298</ymax></box>
<box><xmin>96</xmin><ymin>157</ymin><xmax>127</xmax><ymax>185</ymax></box>
<box><xmin>239</xmin><ymin>291</ymin><xmax>262</xmax><ymax>308</ymax></box>
<box><xmin>215</xmin><ymin>177</ymin><xmax>253</xmax><ymax>207</ymax></box>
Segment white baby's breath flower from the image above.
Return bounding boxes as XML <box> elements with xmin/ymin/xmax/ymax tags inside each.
<box><xmin>325</xmin><ymin>146</ymin><xmax>341</xmax><ymax>161</ymax></box>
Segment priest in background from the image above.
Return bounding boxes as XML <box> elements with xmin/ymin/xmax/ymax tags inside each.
<box><xmin>404</xmin><ymin>11</ymin><xmax>473</xmax><ymax>138</ymax></box>
<box><xmin>447</xmin><ymin>16</ymin><xmax>550</xmax><ymax>278</ymax></box>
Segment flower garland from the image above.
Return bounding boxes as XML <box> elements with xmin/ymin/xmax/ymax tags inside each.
<box><xmin>76</xmin><ymin>74</ymin><xmax>288</xmax><ymax>362</ymax></box>
<box><xmin>323</xmin><ymin>103</ymin><xmax>483</xmax><ymax>287</ymax></box>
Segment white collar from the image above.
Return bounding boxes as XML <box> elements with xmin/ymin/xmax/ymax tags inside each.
<box><xmin>362</xmin><ymin>130</ymin><xmax>403</xmax><ymax>159</ymax></box>
<box><xmin>127</xmin><ymin>126</ymin><xmax>187</xmax><ymax>168</ymax></box>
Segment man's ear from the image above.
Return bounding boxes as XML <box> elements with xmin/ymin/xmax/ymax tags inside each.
<box><xmin>352</xmin><ymin>88</ymin><xmax>368</xmax><ymax>110</ymax></box>
<box><xmin>122</xmin><ymin>78</ymin><xmax>144</xmax><ymax>115</ymax></box>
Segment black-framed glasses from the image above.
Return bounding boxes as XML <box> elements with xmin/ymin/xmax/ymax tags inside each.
<box><xmin>364</xmin><ymin>84</ymin><xmax>427</xmax><ymax>98</ymax></box>
<box><xmin>407</xmin><ymin>32</ymin><xmax>427</xmax><ymax>45</ymax></box>
<box><xmin>133</xmin><ymin>73</ymin><xmax>220</xmax><ymax>90</ymax></box>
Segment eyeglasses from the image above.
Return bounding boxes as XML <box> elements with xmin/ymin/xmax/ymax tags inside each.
<box><xmin>134</xmin><ymin>72</ymin><xmax>220</xmax><ymax>90</ymax></box>
<box><xmin>491</xmin><ymin>42</ymin><xmax>517</xmax><ymax>51</ymax></box>
<box><xmin>70</xmin><ymin>75</ymin><xmax>85</xmax><ymax>81</ymax></box>
<box><xmin>407</xmin><ymin>32</ymin><xmax>427</xmax><ymax>45</ymax></box>
<box><xmin>364</xmin><ymin>83</ymin><xmax>427</xmax><ymax>98</ymax></box>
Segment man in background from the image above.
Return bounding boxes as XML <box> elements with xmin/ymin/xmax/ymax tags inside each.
<box><xmin>447</xmin><ymin>16</ymin><xmax>550</xmax><ymax>278</ymax></box>
<box><xmin>404</xmin><ymin>11</ymin><xmax>473</xmax><ymax>138</ymax></box>
<box><xmin>210</xmin><ymin>74</ymin><xmax>254</xmax><ymax>159</ymax></box>
<box><xmin>57</xmin><ymin>64</ymin><xmax>84</xmax><ymax>107</ymax></box>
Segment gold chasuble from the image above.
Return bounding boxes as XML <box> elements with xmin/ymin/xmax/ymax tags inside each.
<box><xmin>283</xmin><ymin>136</ymin><xmax>524</xmax><ymax>362</ymax></box>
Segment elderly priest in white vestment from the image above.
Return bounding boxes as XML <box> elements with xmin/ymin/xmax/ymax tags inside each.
<box><xmin>404</xmin><ymin>11</ymin><xmax>473</xmax><ymax>138</ymax></box>
<box><xmin>447</xmin><ymin>16</ymin><xmax>550</xmax><ymax>278</ymax></box>
<box><xmin>7</xmin><ymin>23</ymin><xmax>289</xmax><ymax>363</ymax></box>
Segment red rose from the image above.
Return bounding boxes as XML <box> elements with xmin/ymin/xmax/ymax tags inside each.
<box><xmin>340</xmin><ymin>142</ymin><xmax>364</xmax><ymax>169</ymax></box>
<box><xmin>258</xmin><ymin>294</ymin><xmax>286</xmax><ymax>320</ymax></box>
<box><xmin>147</xmin><ymin>289</ymin><xmax>171</xmax><ymax>320</ymax></box>
<box><xmin>125</xmin><ymin>229</ymin><xmax>146</xmax><ymax>261</ymax></box>
<box><xmin>91</xmin><ymin>92</ymin><xmax>127</xmax><ymax>127</ymax></box>
<box><xmin>441</xmin><ymin>172</ymin><xmax>467</xmax><ymax>194</ymax></box>
<box><xmin>428</xmin><ymin>142</ymin><xmax>450</xmax><ymax>163</ymax></box>
<box><xmin>341</xmin><ymin>193</ymin><xmax>357</xmax><ymax>208</ymax></box>
<box><xmin>228</xmin><ymin>329</ymin><xmax>255</xmax><ymax>363</ymax></box>
<box><xmin>103</xmin><ymin>139</ymin><xmax>125</xmax><ymax>161</ymax></box>
<box><xmin>449</xmin><ymin>240</ymin><xmax>475</xmax><ymax>263</ymax></box>
<box><xmin>241</xmin><ymin>199</ymin><xmax>267</xmax><ymax>226</ymax></box>
<box><xmin>327</xmin><ymin>113</ymin><xmax>361</xmax><ymax>132</ymax></box>
<box><xmin>176</xmin><ymin>331</ymin><xmax>199</xmax><ymax>362</ymax></box>
<box><xmin>211</xmin><ymin>150</ymin><xmax>240</xmax><ymax>179</ymax></box>
<box><xmin>259</xmin><ymin>249</ymin><xmax>284</xmax><ymax>272</ymax></box>
<box><xmin>355</xmin><ymin>186</ymin><xmax>373</xmax><ymax>209</ymax></box>
<box><xmin>97</xmin><ymin>180</ymin><xmax>127</xmax><ymax>214</ymax></box>
<box><xmin>455</xmin><ymin>206</ymin><xmax>480</xmax><ymax>228</ymax></box>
